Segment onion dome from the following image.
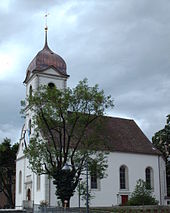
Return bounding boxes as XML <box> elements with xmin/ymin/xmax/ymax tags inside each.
<box><xmin>24</xmin><ymin>27</ymin><xmax>68</xmax><ymax>83</ymax></box>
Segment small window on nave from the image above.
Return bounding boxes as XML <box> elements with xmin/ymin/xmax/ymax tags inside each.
<box><xmin>90</xmin><ymin>165</ymin><xmax>100</xmax><ymax>190</ymax></box>
<box><xmin>91</xmin><ymin>170</ymin><xmax>98</xmax><ymax>189</ymax></box>
<box><xmin>145</xmin><ymin>167</ymin><xmax>154</xmax><ymax>190</ymax></box>
<box><xmin>120</xmin><ymin>165</ymin><xmax>129</xmax><ymax>190</ymax></box>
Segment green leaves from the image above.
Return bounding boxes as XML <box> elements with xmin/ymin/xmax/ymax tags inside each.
<box><xmin>127</xmin><ymin>179</ymin><xmax>158</xmax><ymax>206</ymax></box>
<box><xmin>22</xmin><ymin>78</ymin><xmax>113</xmax><ymax>206</ymax></box>
<box><xmin>0</xmin><ymin>138</ymin><xmax>18</xmax><ymax>208</ymax></box>
<box><xmin>152</xmin><ymin>114</ymin><xmax>170</xmax><ymax>195</ymax></box>
<box><xmin>0</xmin><ymin>138</ymin><xmax>18</xmax><ymax>166</ymax></box>
<box><xmin>152</xmin><ymin>114</ymin><xmax>170</xmax><ymax>161</ymax></box>
<box><xmin>77</xmin><ymin>180</ymin><xmax>94</xmax><ymax>206</ymax></box>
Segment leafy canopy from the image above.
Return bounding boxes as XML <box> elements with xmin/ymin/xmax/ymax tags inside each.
<box><xmin>152</xmin><ymin>114</ymin><xmax>170</xmax><ymax>162</ymax></box>
<box><xmin>152</xmin><ymin>114</ymin><xmax>170</xmax><ymax>195</ymax></box>
<box><xmin>0</xmin><ymin>138</ymin><xmax>19</xmax><ymax>208</ymax></box>
<box><xmin>22</xmin><ymin>78</ymin><xmax>114</xmax><ymax>205</ymax></box>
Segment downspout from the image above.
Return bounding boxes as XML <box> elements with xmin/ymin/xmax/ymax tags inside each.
<box><xmin>24</xmin><ymin>156</ymin><xmax>26</xmax><ymax>207</ymax></box>
<box><xmin>49</xmin><ymin>177</ymin><xmax>51</xmax><ymax>206</ymax></box>
<box><xmin>158</xmin><ymin>156</ymin><xmax>162</xmax><ymax>205</ymax></box>
<box><xmin>33</xmin><ymin>172</ymin><xmax>34</xmax><ymax>208</ymax></box>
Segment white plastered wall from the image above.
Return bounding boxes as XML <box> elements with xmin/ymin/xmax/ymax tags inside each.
<box><xmin>16</xmin><ymin>67</ymin><xmax>68</xmax><ymax>209</ymax></box>
<box><xmin>48</xmin><ymin>152</ymin><xmax>166</xmax><ymax>207</ymax></box>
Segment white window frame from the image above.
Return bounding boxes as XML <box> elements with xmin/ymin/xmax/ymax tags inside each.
<box><xmin>119</xmin><ymin>165</ymin><xmax>129</xmax><ymax>190</ymax></box>
<box><xmin>145</xmin><ymin>167</ymin><xmax>154</xmax><ymax>190</ymax></box>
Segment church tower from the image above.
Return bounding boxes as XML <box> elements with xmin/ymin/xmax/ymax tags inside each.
<box><xmin>23</xmin><ymin>26</ymin><xmax>69</xmax><ymax>144</ymax></box>
<box><xmin>15</xmin><ymin>27</ymin><xmax>69</xmax><ymax>209</ymax></box>
<box><xmin>23</xmin><ymin>26</ymin><xmax>69</xmax><ymax>88</ymax></box>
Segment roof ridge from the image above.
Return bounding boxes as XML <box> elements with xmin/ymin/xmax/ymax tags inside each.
<box><xmin>103</xmin><ymin>115</ymin><xmax>134</xmax><ymax>121</ymax></box>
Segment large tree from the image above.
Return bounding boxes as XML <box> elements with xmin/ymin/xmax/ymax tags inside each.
<box><xmin>0</xmin><ymin>138</ymin><xmax>19</xmax><ymax>208</ymax></box>
<box><xmin>22</xmin><ymin>79</ymin><xmax>113</xmax><ymax>206</ymax></box>
<box><xmin>152</xmin><ymin>114</ymin><xmax>170</xmax><ymax>195</ymax></box>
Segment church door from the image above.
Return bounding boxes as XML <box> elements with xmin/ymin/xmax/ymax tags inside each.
<box><xmin>27</xmin><ymin>188</ymin><xmax>31</xmax><ymax>201</ymax></box>
<box><xmin>121</xmin><ymin>195</ymin><xmax>128</xmax><ymax>205</ymax></box>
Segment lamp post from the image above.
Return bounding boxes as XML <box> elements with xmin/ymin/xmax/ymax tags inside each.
<box><xmin>62</xmin><ymin>161</ymin><xmax>89</xmax><ymax>213</ymax></box>
<box><xmin>62</xmin><ymin>163</ymin><xmax>72</xmax><ymax>171</ymax></box>
<box><xmin>86</xmin><ymin>160</ymin><xmax>89</xmax><ymax>213</ymax></box>
<box><xmin>79</xmin><ymin>160</ymin><xmax>89</xmax><ymax>213</ymax></box>
<box><xmin>78</xmin><ymin>178</ymin><xmax>82</xmax><ymax>208</ymax></box>
<box><xmin>62</xmin><ymin>163</ymin><xmax>72</xmax><ymax>208</ymax></box>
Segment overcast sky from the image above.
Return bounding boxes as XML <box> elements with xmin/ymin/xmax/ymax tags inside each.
<box><xmin>0</xmin><ymin>0</ymin><xmax>169</xmax><ymax>143</ymax></box>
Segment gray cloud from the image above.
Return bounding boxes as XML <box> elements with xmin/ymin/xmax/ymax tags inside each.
<box><xmin>0</xmin><ymin>0</ymin><xmax>169</xmax><ymax>143</ymax></box>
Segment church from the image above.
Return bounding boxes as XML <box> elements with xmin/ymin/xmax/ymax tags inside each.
<box><xmin>15</xmin><ymin>26</ymin><xmax>167</xmax><ymax>209</ymax></box>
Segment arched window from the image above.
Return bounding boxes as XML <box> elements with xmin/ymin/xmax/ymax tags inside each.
<box><xmin>37</xmin><ymin>175</ymin><xmax>41</xmax><ymax>191</ymax></box>
<box><xmin>29</xmin><ymin>85</ymin><xmax>32</xmax><ymax>98</ymax></box>
<box><xmin>48</xmin><ymin>82</ymin><xmax>55</xmax><ymax>89</ymax></box>
<box><xmin>28</xmin><ymin>119</ymin><xmax>31</xmax><ymax>135</ymax></box>
<box><xmin>120</xmin><ymin>165</ymin><xmax>128</xmax><ymax>190</ymax></box>
<box><xmin>19</xmin><ymin>171</ymin><xmax>22</xmax><ymax>193</ymax></box>
<box><xmin>145</xmin><ymin>167</ymin><xmax>154</xmax><ymax>189</ymax></box>
<box><xmin>91</xmin><ymin>169</ymin><xmax>98</xmax><ymax>189</ymax></box>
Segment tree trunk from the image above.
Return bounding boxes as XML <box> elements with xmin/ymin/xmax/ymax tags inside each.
<box><xmin>62</xmin><ymin>198</ymin><xmax>70</xmax><ymax>208</ymax></box>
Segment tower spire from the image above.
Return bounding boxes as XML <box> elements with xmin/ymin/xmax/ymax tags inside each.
<box><xmin>44</xmin><ymin>12</ymin><xmax>49</xmax><ymax>47</ymax></box>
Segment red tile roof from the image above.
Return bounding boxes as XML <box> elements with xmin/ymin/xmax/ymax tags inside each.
<box><xmin>97</xmin><ymin>116</ymin><xmax>161</xmax><ymax>156</ymax></box>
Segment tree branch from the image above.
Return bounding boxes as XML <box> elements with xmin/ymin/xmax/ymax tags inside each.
<box><xmin>70</xmin><ymin>115</ymin><xmax>99</xmax><ymax>163</ymax></box>
<box><xmin>39</xmin><ymin>108</ymin><xmax>57</xmax><ymax>152</ymax></box>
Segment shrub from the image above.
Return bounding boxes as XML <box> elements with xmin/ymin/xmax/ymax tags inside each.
<box><xmin>39</xmin><ymin>200</ymin><xmax>48</xmax><ymax>207</ymax></box>
<box><xmin>127</xmin><ymin>179</ymin><xmax>158</xmax><ymax>206</ymax></box>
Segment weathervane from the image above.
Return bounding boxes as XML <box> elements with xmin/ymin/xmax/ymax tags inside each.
<box><xmin>44</xmin><ymin>12</ymin><xmax>50</xmax><ymax>46</ymax></box>
<box><xmin>44</xmin><ymin>12</ymin><xmax>50</xmax><ymax>31</ymax></box>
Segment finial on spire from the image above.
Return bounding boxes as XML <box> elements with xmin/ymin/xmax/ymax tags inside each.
<box><xmin>44</xmin><ymin>12</ymin><xmax>50</xmax><ymax>47</ymax></box>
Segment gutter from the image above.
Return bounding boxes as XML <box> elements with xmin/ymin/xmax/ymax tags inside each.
<box><xmin>158</xmin><ymin>156</ymin><xmax>162</xmax><ymax>205</ymax></box>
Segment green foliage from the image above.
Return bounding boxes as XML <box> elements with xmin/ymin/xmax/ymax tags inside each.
<box><xmin>22</xmin><ymin>78</ymin><xmax>113</xmax><ymax>206</ymax></box>
<box><xmin>53</xmin><ymin>169</ymin><xmax>76</xmax><ymax>204</ymax></box>
<box><xmin>152</xmin><ymin>114</ymin><xmax>170</xmax><ymax>162</ymax></box>
<box><xmin>127</xmin><ymin>179</ymin><xmax>158</xmax><ymax>206</ymax></box>
<box><xmin>77</xmin><ymin>181</ymin><xmax>94</xmax><ymax>206</ymax></box>
<box><xmin>39</xmin><ymin>200</ymin><xmax>48</xmax><ymax>207</ymax></box>
<box><xmin>0</xmin><ymin>138</ymin><xmax>19</xmax><ymax>208</ymax></box>
<box><xmin>152</xmin><ymin>114</ymin><xmax>170</xmax><ymax>195</ymax></box>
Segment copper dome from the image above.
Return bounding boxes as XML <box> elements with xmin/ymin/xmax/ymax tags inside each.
<box><xmin>27</xmin><ymin>43</ymin><xmax>67</xmax><ymax>74</ymax></box>
<box><xmin>24</xmin><ymin>29</ymin><xmax>68</xmax><ymax>83</ymax></box>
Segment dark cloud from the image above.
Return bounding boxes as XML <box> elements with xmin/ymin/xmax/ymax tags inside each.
<box><xmin>0</xmin><ymin>81</ymin><xmax>24</xmax><ymax>142</ymax></box>
<box><xmin>0</xmin><ymin>0</ymin><xmax>169</xmax><ymax>143</ymax></box>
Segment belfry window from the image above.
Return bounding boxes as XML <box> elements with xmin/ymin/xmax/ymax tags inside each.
<box><xmin>48</xmin><ymin>82</ymin><xmax>55</xmax><ymax>89</ymax></box>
